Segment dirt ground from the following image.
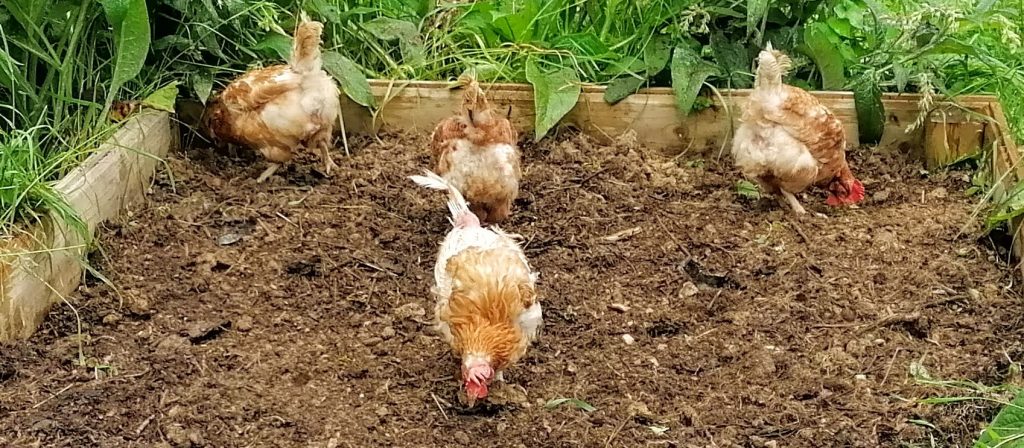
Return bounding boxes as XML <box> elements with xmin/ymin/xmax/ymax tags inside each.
<box><xmin>1</xmin><ymin>129</ymin><xmax>1022</xmax><ymax>448</ymax></box>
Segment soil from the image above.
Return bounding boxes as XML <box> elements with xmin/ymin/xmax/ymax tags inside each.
<box><xmin>1</xmin><ymin>130</ymin><xmax>1022</xmax><ymax>448</ymax></box>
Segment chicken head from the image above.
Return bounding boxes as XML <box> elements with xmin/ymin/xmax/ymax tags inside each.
<box><xmin>825</xmin><ymin>178</ymin><xmax>865</xmax><ymax>206</ymax></box>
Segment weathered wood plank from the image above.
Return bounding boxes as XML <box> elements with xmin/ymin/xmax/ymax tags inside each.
<box><xmin>0</xmin><ymin>112</ymin><xmax>173</xmax><ymax>341</ymax></box>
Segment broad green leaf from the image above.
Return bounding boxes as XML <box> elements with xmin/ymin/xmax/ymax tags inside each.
<box><xmin>100</xmin><ymin>0</ymin><xmax>151</xmax><ymax>105</ymax></box>
<box><xmin>308</xmin><ymin>0</ymin><xmax>342</xmax><ymax>24</ymax></box>
<box><xmin>643</xmin><ymin>35</ymin><xmax>672</xmax><ymax>76</ymax></box>
<box><xmin>976</xmin><ymin>393</ymin><xmax>1024</xmax><ymax>448</ymax></box>
<box><xmin>141</xmin><ymin>81</ymin><xmax>179</xmax><ymax>112</ymax></box>
<box><xmin>603</xmin><ymin>55</ymin><xmax>647</xmax><ymax>76</ymax></box>
<box><xmin>852</xmin><ymin>78</ymin><xmax>884</xmax><ymax>145</ymax></box>
<box><xmin>746</xmin><ymin>0</ymin><xmax>769</xmax><ymax>38</ymax></box>
<box><xmin>972</xmin><ymin>0</ymin><xmax>999</xmax><ymax>19</ymax></box>
<box><xmin>921</xmin><ymin>38</ymin><xmax>979</xmax><ymax>57</ymax></box>
<box><xmin>987</xmin><ymin>183</ymin><xmax>1024</xmax><ymax>230</ymax></box>
<box><xmin>711</xmin><ymin>32</ymin><xmax>753</xmax><ymax>88</ymax></box>
<box><xmin>736</xmin><ymin>180</ymin><xmax>761</xmax><ymax>199</ymax></box>
<box><xmin>803</xmin><ymin>22</ymin><xmax>847</xmax><ymax>90</ymax></box>
<box><xmin>545</xmin><ymin>397</ymin><xmax>597</xmax><ymax>412</ymax></box>
<box><xmin>361</xmin><ymin>17</ymin><xmax>425</xmax><ymax>66</ymax></box>
<box><xmin>363</xmin><ymin>17</ymin><xmax>419</xmax><ymax>41</ymax></box>
<box><xmin>604</xmin><ymin>76</ymin><xmax>645</xmax><ymax>105</ymax></box>
<box><xmin>893</xmin><ymin>62</ymin><xmax>909</xmax><ymax>92</ymax></box>
<box><xmin>826</xmin><ymin>17</ymin><xmax>853</xmax><ymax>38</ymax></box>
<box><xmin>322</xmin><ymin>51</ymin><xmax>375</xmax><ymax>108</ymax></box>
<box><xmin>254</xmin><ymin>32</ymin><xmax>292</xmax><ymax>61</ymax></box>
<box><xmin>552</xmin><ymin>32</ymin><xmax>611</xmax><ymax>58</ymax></box>
<box><xmin>492</xmin><ymin>0</ymin><xmax>540</xmax><ymax>43</ymax></box>
<box><xmin>670</xmin><ymin>46</ymin><xmax>718</xmax><ymax>116</ymax></box>
<box><xmin>190</xmin><ymin>71</ymin><xmax>213</xmax><ymax>105</ymax></box>
<box><xmin>706</xmin><ymin>6</ymin><xmax>745</xmax><ymax>19</ymax></box>
<box><xmin>526</xmin><ymin>60</ymin><xmax>580</xmax><ymax>141</ymax></box>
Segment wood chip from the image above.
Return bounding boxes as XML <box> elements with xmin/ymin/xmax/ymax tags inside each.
<box><xmin>601</xmin><ymin>227</ymin><xmax>642</xmax><ymax>242</ymax></box>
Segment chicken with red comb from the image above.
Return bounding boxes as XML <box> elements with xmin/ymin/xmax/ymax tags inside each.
<box><xmin>410</xmin><ymin>170</ymin><xmax>542</xmax><ymax>406</ymax></box>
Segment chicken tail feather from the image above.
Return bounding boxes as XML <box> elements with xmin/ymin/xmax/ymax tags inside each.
<box><xmin>755</xmin><ymin>42</ymin><xmax>792</xmax><ymax>89</ymax></box>
<box><xmin>289</xmin><ymin>18</ymin><xmax>324</xmax><ymax>74</ymax></box>
<box><xmin>410</xmin><ymin>170</ymin><xmax>479</xmax><ymax>228</ymax></box>
<box><xmin>456</xmin><ymin>72</ymin><xmax>491</xmax><ymax>125</ymax></box>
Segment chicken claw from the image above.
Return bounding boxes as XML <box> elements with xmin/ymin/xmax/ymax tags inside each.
<box><xmin>778</xmin><ymin>191</ymin><xmax>807</xmax><ymax>215</ymax></box>
<box><xmin>323</xmin><ymin>156</ymin><xmax>338</xmax><ymax>176</ymax></box>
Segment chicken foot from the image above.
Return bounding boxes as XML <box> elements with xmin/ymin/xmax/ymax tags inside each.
<box><xmin>316</xmin><ymin>144</ymin><xmax>338</xmax><ymax>175</ymax></box>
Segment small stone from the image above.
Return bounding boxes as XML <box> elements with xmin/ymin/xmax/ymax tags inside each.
<box><xmin>928</xmin><ymin>187</ymin><xmax>948</xmax><ymax>199</ymax></box>
<box><xmin>164</xmin><ymin>424</ymin><xmax>190</xmax><ymax>447</ymax></box>
<box><xmin>854</xmin><ymin>374</ymin><xmax>867</xmax><ymax>381</ymax></box>
<box><xmin>622</xmin><ymin>334</ymin><xmax>636</xmax><ymax>345</ymax></box>
<box><xmin>873</xmin><ymin>338</ymin><xmax>886</xmax><ymax>345</ymax></box>
<box><xmin>30</xmin><ymin>419</ymin><xmax>56</xmax><ymax>431</ymax></box>
<box><xmin>678</xmin><ymin>282</ymin><xmax>699</xmax><ymax>298</ymax></box>
<box><xmin>608</xmin><ymin>303</ymin><xmax>629</xmax><ymax>313</ymax></box>
<box><xmin>381</xmin><ymin>327</ymin><xmax>396</xmax><ymax>340</ymax></box>
<box><xmin>234</xmin><ymin>316</ymin><xmax>254</xmax><ymax>332</ymax></box>
<box><xmin>188</xmin><ymin>431</ymin><xmax>205</xmax><ymax>446</ymax></box>
<box><xmin>375</xmin><ymin>406</ymin><xmax>390</xmax><ymax>417</ymax></box>
<box><xmin>394</xmin><ymin>303</ymin><xmax>426</xmax><ymax>320</ymax></box>
<box><xmin>155</xmin><ymin>335</ymin><xmax>188</xmax><ymax>352</ymax></box>
<box><xmin>217</xmin><ymin>232</ymin><xmax>242</xmax><ymax>246</ymax></box>
<box><xmin>454</xmin><ymin>431</ymin><xmax>470</xmax><ymax>445</ymax></box>
<box><xmin>102</xmin><ymin>312</ymin><xmax>122</xmax><ymax>326</ymax></box>
<box><xmin>872</xmin><ymin>189</ymin><xmax>891</xmax><ymax>202</ymax></box>
<box><xmin>967</xmin><ymin>288</ymin><xmax>982</xmax><ymax>301</ymax></box>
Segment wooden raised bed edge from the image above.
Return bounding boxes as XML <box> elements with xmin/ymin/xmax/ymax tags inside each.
<box><xmin>341</xmin><ymin>79</ymin><xmax>1023</xmax><ymax>263</ymax></box>
<box><xmin>0</xmin><ymin>112</ymin><xmax>173</xmax><ymax>341</ymax></box>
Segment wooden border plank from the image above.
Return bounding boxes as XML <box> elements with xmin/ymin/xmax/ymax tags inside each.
<box><xmin>342</xmin><ymin>80</ymin><xmax>1002</xmax><ymax>156</ymax></box>
<box><xmin>0</xmin><ymin>112</ymin><xmax>173</xmax><ymax>341</ymax></box>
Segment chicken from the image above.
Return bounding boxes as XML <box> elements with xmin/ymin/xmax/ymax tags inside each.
<box><xmin>202</xmin><ymin>16</ymin><xmax>341</xmax><ymax>183</ymax></box>
<box><xmin>429</xmin><ymin>74</ymin><xmax>520</xmax><ymax>224</ymax></box>
<box><xmin>731</xmin><ymin>42</ymin><xmax>865</xmax><ymax>215</ymax></box>
<box><xmin>410</xmin><ymin>170</ymin><xmax>541</xmax><ymax>406</ymax></box>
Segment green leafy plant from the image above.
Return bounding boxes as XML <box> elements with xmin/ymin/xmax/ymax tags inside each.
<box><xmin>736</xmin><ymin>179</ymin><xmax>762</xmax><ymax>200</ymax></box>
<box><xmin>545</xmin><ymin>397</ymin><xmax>597</xmax><ymax>412</ymax></box>
<box><xmin>976</xmin><ymin>392</ymin><xmax>1024</xmax><ymax>448</ymax></box>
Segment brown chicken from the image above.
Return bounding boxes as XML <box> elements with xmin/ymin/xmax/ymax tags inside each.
<box><xmin>429</xmin><ymin>74</ymin><xmax>520</xmax><ymax>224</ymax></box>
<box><xmin>731</xmin><ymin>42</ymin><xmax>865</xmax><ymax>215</ymax></box>
<box><xmin>410</xmin><ymin>170</ymin><xmax>542</xmax><ymax>406</ymax></box>
<box><xmin>202</xmin><ymin>16</ymin><xmax>341</xmax><ymax>183</ymax></box>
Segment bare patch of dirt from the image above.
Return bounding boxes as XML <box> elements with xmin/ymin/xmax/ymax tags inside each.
<box><xmin>1</xmin><ymin>130</ymin><xmax>1020</xmax><ymax>448</ymax></box>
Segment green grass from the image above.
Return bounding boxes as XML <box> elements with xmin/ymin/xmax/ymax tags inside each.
<box><xmin>0</xmin><ymin>126</ymin><xmax>86</xmax><ymax>237</ymax></box>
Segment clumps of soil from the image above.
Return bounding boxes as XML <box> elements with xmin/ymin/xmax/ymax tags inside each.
<box><xmin>1</xmin><ymin>130</ymin><xmax>1020</xmax><ymax>448</ymax></box>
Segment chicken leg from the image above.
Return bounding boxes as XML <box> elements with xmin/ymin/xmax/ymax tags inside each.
<box><xmin>257</xmin><ymin>146</ymin><xmax>293</xmax><ymax>183</ymax></box>
<box><xmin>778</xmin><ymin>190</ymin><xmax>806</xmax><ymax>215</ymax></box>
<box><xmin>310</xmin><ymin>129</ymin><xmax>338</xmax><ymax>176</ymax></box>
<box><xmin>779</xmin><ymin>190</ymin><xmax>827</xmax><ymax>218</ymax></box>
